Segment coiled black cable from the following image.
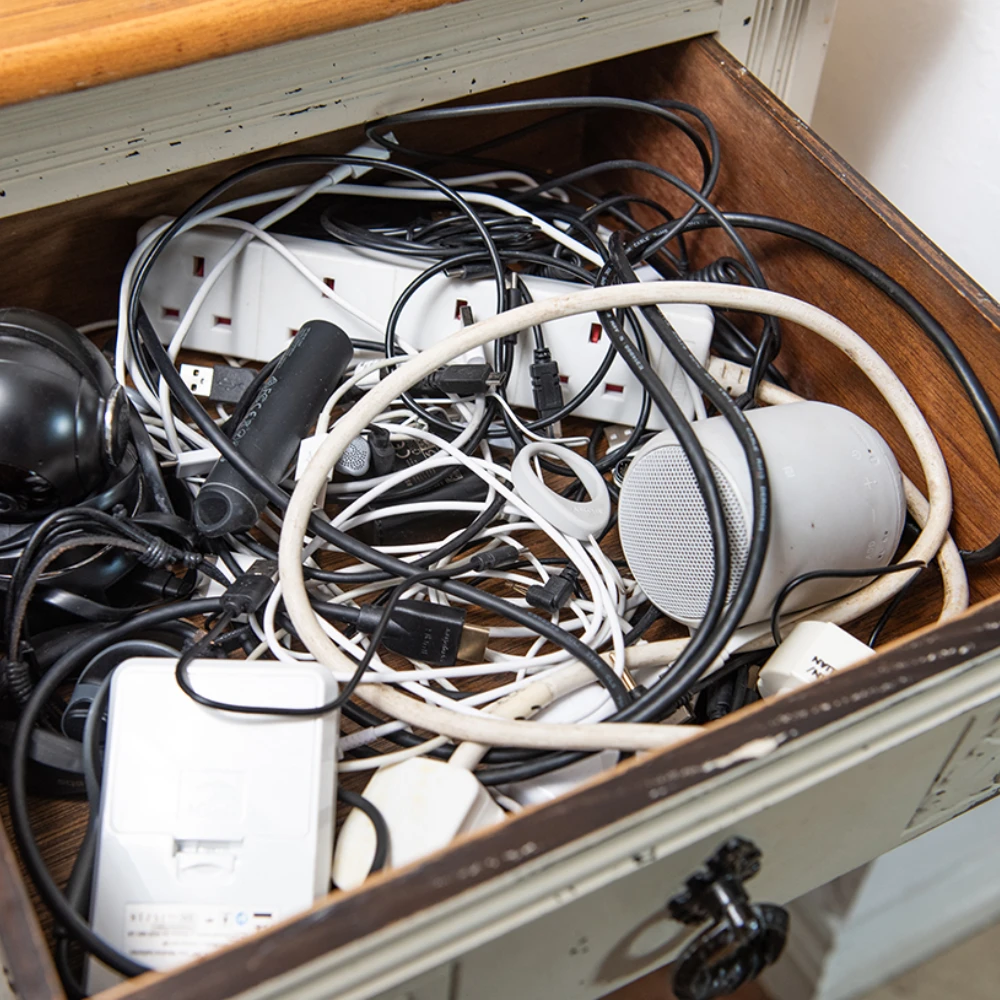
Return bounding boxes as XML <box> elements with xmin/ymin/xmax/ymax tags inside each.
<box><xmin>9</xmin><ymin>599</ymin><xmax>225</xmax><ymax>978</ymax></box>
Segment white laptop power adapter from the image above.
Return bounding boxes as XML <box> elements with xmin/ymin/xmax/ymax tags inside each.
<box><xmin>87</xmin><ymin>658</ymin><xmax>338</xmax><ymax>992</ymax></box>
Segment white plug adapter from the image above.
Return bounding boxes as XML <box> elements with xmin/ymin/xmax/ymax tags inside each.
<box><xmin>87</xmin><ymin>659</ymin><xmax>338</xmax><ymax>992</ymax></box>
<box><xmin>332</xmin><ymin>757</ymin><xmax>504</xmax><ymax>891</ymax></box>
<box><xmin>757</xmin><ymin>620</ymin><xmax>874</xmax><ymax>698</ymax></box>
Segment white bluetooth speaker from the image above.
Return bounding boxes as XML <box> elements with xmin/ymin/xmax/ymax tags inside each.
<box><xmin>617</xmin><ymin>401</ymin><xmax>906</xmax><ymax>627</ymax></box>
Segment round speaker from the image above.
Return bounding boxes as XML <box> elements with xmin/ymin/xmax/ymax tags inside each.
<box><xmin>618</xmin><ymin>401</ymin><xmax>906</xmax><ymax>627</ymax></box>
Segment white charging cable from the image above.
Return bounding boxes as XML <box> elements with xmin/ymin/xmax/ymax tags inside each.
<box><xmin>278</xmin><ymin>282</ymin><xmax>952</xmax><ymax>751</ymax></box>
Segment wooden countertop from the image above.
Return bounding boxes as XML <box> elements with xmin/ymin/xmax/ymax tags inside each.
<box><xmin>0</xmin><ymin>0</ymin><xmax>463</xmax><ymax>108</ymax></box>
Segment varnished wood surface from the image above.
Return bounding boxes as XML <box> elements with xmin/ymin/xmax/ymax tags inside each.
<box><xmin>591</xmin><ymin>37</ymin><xmax>1000</xmax><ymax>617</ymax></box>
<box><xmin>0</xmin><ymin>0</ymin><xmax>463</xmax><ymax>108</ymax></box>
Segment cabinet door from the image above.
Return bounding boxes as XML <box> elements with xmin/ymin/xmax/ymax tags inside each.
<box><xmin>109</xmin><ymin>600</ymin><xmax>1000</xmax><ymax>1000</ymax></box>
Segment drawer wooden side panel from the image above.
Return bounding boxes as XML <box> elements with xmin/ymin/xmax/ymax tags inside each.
<box><xmin>0</xmin><ymin>810</ymin><xmax>62</xmax><ymax>999</ymax></box>
<box><xmin>592</xmin><ymin>37</ymin><xmax>1000</xmax><ymax>606</ymax></box>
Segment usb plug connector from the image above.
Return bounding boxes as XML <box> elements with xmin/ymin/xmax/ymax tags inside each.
<box><xmin>416</xmin><ymin>364</ymin><xmax>506</xmax><ymax>397</ymax></box>
<box><xmin>180</xmin><ymin>363</ymin><xmax>257</xmax><ymax>404</ymax></box>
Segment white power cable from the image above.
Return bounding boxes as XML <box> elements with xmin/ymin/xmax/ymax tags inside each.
<box><xmin>328</xmin><ymin>183</ymin><xmax>605</xmax><ymax>266</ymax></box>
<box><xmin>338</xmin><ymin>738</ymin><xmax>450</xmax><ymax>772</ymax></box>
<box><xmin>395</xmin><ymin>170</ymin><xmax>570</xmax><ymax>202</ymax></box>
<box><xmin>316</xmin><ymin>356</ymin><xmax>406</xmax><ymax>434</ymax></box>
<box><xmin>278</xmin><ymin>282</ymin><xmax>952</xmax><ymax>752</ymax></box>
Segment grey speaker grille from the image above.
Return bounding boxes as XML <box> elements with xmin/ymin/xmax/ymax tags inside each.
<box><xmin>619</xmin><ymin>445</ymin><xmax>749</xmax><ymax>623</ymax></box>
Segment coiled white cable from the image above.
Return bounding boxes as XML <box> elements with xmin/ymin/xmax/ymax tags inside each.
<box><xmin>278</xmin><ymin>282</ymin><xmax>952</xmax><ymax>752</ymax></box>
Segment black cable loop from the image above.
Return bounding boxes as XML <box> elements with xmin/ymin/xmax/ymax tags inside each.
<box><xmin>137</xmin><ymin>536</ymin><xmax>171</xmax><ymax>568</ymax></box>
<box><xmin>687</xmin><ymin>257</ymin><xmax>746</xmax><ymax>284</ymax></box>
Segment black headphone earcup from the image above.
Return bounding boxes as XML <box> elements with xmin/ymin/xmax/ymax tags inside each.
<box><xmin>0</xmin><ymin>309</ymin><xmax>128</xmax><ymax>519</ymax></box>
<box><xmin>101</xmin><ymin>383</ymin><xmax>129</xmax><ymax>470</ymax></box>
<box><xmin>73</xmin><ymin>374</ymin><xmax>113</xmax><ymax>498</ymax></box>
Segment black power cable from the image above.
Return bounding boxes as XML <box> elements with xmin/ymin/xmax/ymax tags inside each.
<box><xmin>868</xmin><ymin>565</ymin><xmax>931</xmax><ymax>646</ymax></box>
<box><xmin>365</xmin><ymin>97</ymin><xmax>720</xmax><ymax>201</ymax></box>
<box><xmin>602</xmin><ymin>233</ymin><xmax>772</xmax><ymax>719</ymax></box>
<box><xmin>770</xmin><ymin>561</ymin><xmax>925</xmax><ymax>648</ymax></box>
<box><xmin>176</xmin><ymin>564</ymin><xmax>472</xmax><ymax>717</ymax></box>
<box><xmin>127</xmin><ymin>406</ymin><xmax>175</xmax><ymax>516</ymax></box>
<box><xmin>337</xmin><ymin>788</ymin><xmax>389</xmax><ymax>875</ymax></box>
<box><xmin>378</xmin><ymin>245</ymin><xmax>658</xmax><ymax>447</ymax></box>
<box><xmin>9</xmin><ymin>599</ymin><xmax>225</xmax><ymax>978</ymax></box>
<box><xmin>548</xmin><ymin>161</ymin><xmax>779</xmax><ymax>395</ymax></box>
<box><xmin>592</xmin><ymin>252</ymin><xmax>733</xmax><ymax>678</ymax></box>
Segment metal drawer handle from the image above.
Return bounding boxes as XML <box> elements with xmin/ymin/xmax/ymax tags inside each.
<box><xmin>668</xmin><ymin>837</ymin><xmax>789</xmax><ymax>1000</ymax></box>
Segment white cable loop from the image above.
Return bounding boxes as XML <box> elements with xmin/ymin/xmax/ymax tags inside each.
<box><xmin>278</xmin><ymin>283</ymin><xmax>952</xmax><ymax>751</ymax></box>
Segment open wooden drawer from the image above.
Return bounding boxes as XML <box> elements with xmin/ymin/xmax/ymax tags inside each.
<box><xmin>3</xmin><ymin>34</ymin><xmax>1000</xmax><ymax>1000</ymax></box>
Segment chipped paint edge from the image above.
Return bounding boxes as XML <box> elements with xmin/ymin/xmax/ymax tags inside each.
<box><xmin>0</xmin><ymin>0</ymin><xmax>723</xmax><ymax>218</ymax></box>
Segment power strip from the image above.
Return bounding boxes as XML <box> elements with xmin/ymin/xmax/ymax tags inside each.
<box><xmin>139</xmin><ymin>222</ymin><xmax>714</xmax><ymax>428</ymax></box>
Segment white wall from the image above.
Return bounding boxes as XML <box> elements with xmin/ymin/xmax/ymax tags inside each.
<box><xmin>764</xmin><ymin>6</ymin><xmax>1000</xmax><ymax>996</ymax></box>
<box><xmin>811</xmin><ymin>0</ymin><xmax>1000</xmax><ymax>295</ymax></box>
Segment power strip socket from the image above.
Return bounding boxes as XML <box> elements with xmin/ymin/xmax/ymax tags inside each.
<box><xmin>139</xmin><ymin>222</ymin><xmax>714</xmax><ymax>428</ymax></box>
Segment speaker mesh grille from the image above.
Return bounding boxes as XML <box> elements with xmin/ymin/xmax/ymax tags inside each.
<box><xmin>619</xmin><ymin>445</ymin><xmax>749</xmax><ymax>623</ymax></box>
